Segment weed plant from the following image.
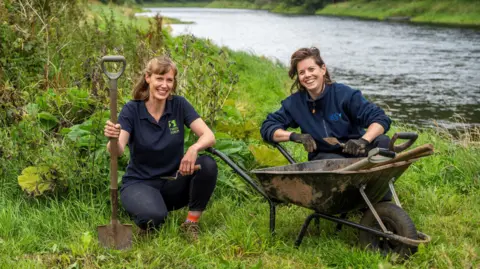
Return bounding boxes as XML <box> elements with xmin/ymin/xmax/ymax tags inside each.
<box><xmin>0</xmin><ymin>1</ymin><xmax>479</xmax><ymax>268</ymax></box>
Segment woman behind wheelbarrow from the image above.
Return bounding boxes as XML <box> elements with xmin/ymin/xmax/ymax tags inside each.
<box><xmin>260</xmin><ymin>47</ymin><xmax>392</xmax><ymax>163</ymax></box>
<box><xmin>104</xmin><ymin>55</ymin><xmax>217</xmax><ymax>241</ymax></box>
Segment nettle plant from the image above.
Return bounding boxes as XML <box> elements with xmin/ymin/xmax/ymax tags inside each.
<box><xmin>172</xmin><ymin>35</ymin><xmax>239</xmax><ymax>129</ymax></box>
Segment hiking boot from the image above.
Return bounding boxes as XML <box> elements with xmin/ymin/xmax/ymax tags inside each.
<box><xmin>136</xmin><ymin>227</ymin><xmax>154</xmax><ymax>239</ymax></box>
<box><xmin>180</xmin><ymin>221</ymin><xmax>200</xmax><ymax>242</ymax></box>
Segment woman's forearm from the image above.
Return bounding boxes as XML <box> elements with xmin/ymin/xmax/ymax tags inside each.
<box><xmin>362</xmin><ymin>122</ymin><xmax>385</xmax><ymax>143</ymax></box>
<box><xmin>272</xmin><ymin>129</ymin><xmax>292</xmax><ymax>143</ymax></box>
<box><xmin>107</xmin><ymin>141</ymin><xmax>125</xmax><ymax>155</ymax></box>
<box><xmin>191</xmin><ymin>131</ymin><xmax>216</xmax><ymax>152</ymax></box>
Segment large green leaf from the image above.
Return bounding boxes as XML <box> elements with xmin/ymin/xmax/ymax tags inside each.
<box><xmin>37</xmin><ymin>112</ymin><xmax>59</xmax><ymax>130</ymax></box>
<box><xmin>61</xmin><ymin>111</ymin><xmax>109</xmax><ymax>148</ymax></box>
<box><xmin>248</xmin><ymin>144</ymin><xmax>289</xmax><ymax>167</ymax></box>
<box><xmin>215</xmin><ymin>139</ymin><xmax>246</xmax><ymax>155</ymax></box>
<box><xmin>17</xmin><ymin>166</ymin><xmax>59</xmax><ymax>197</ymax></box>
<box><xmin>214</xmin><ymin>139</ymin><xmax>255</xmax><ymax>170</ymax></box>
<box><xmin>24</xmin><ymin>103</ymin><xmax>39</xmax><ymax>116</ymax></box>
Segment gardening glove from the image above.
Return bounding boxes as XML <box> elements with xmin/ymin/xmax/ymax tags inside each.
<box><xmin>343</xmin><ymin>138</ymin><xmax>369</xmax><ymax>156</ymax></box>
<box><xmin>289</xmin><ymin>132</ymin><xmax>317</xmax><ymax>152</ymax></box>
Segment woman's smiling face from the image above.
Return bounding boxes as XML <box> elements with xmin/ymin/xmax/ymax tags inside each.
<box><xmin>145</xmin><ymin>69</ymin><xmax>175</xmax><ymax>101</ymax></box>
<box><xmin>297</xmin><ymin>57</ymin><xmax>326</xmax><ymax>95</ymax></box>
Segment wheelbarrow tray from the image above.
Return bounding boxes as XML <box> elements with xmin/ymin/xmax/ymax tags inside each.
<box><xmin>251</xmin><ymin>158</ymin><xmax>413</xmax><ymax>215</ymax></box>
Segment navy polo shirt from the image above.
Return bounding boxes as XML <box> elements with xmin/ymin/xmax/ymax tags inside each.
<box><xmin>118</xmin><ymin>96</ymin><xmax>200</xmax><ymax>186</ymax></box>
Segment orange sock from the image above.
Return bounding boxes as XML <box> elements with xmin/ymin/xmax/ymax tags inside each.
<box><xmin>186</xmin><ymin>212</ymin><xmax>200</xmax><ymax>223</ymax></box>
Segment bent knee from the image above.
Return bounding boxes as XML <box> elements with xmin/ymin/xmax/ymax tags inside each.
<box><xmin>374</xmin><ymin>134</ymin><xmax>391</xmax><ymax>149</ymax></box>
<box><xmin>197</xmin><ymin>155</ymin><xmax>218</xmax><ymax>176</ymax></box>
<box><xmin>136</xmin><ymin>211</ymin><xmax>168</xmax><ymax>229</ymax></box>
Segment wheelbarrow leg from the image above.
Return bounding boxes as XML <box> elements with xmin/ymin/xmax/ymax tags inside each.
<box><xmin>314</xmin><ymin>215</ymin><xmax>320</xmax><ymax>234</ymax></box>
<box><xmin>295</xmin><ymin>213</ymin><xmax>319</xmax><ymax>247</ymax></box>
<box><xmin>389</xmin><ymin>177</ymin><xmax>402</xmax><ymax>208</ymax></box>
<box><xmin>335</xmin><ymin>213</ymin><xmax>348</xmax><ymax>232</ymax></box>
<box><xmin>269</xmin><ymin>202</ymin><xmax>276</xmax><ymax>235</ymax></box>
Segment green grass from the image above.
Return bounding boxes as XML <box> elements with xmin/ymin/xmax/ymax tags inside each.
<box><xmin>143</xmin><ymin>1</ymin><xmax>275</xmax><ymax>12</ymax></box>
<box><xmin>143</xmin><ymin>1</ymin><xmax>211</xmax><ymax>8</ymax></box>
<box><xmin>3</xmin><ymin>49</ymin><xmax>480</xmax><ymax>269</ymax></box>
<box><xmin>87</xmin><ymin>2</ymin><xmax>152</xmax><ymax>29</ymax></box>
<box><xmin>87</xmin><ymin>2</ymin><xmax>192</xmax><ymax>27</ymax></box>
<box><xmin>317</xmin><ymin>0</ymin><xmax>480</xmax><ymax>27</ymax></box>
<box><xmin>270</xmin><ymin>3</ymin><xmax>309</xmax><ymax>14</ymax></box>
<box><xmin>1</xmin><ymin>130</ymin><xmax>479</xmax><ymax>268</ymax></box>
<box><xmin>142</xmin><ymin>0</ymin><xmax>480</xmax><ymax>26</ymax></box>
<box><xmin>229</xmin><ymin>51</ymin><xmax>290</xmax><ymax>122</ymax></box>
<box><xmin>207</xmin><ymin>1</ymin><xmax>261</xmax><ymax>9</ymax></box>
<box><xmin>144</xmin><ymin>1</ymin><xmax>265</xmax><ymax>10</ymax></box>
<box><xmin>1</xmin><ymin>1</ymin><xmax>480</xmax><ymax>268</ymax></box>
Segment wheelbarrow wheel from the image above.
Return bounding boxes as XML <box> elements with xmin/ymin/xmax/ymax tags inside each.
<box><xmin>359</xmin><ymin>202</ymin><xmax>418</xmax><ymax>257</ymax></box>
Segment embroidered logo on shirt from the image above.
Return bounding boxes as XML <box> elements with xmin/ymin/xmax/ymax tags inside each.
<box><xmin>329</xmin><ymin>113</ymin><xmax>342</xmax><ymax>121</ymax></box>
<box><xmin>168</xmin><ymin>120</ymin><xmax>179</xmax><ymax>134</ymax></box>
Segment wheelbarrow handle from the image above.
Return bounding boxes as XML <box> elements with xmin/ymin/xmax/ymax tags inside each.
<box><xmin>389</xmin><ymin>132</ymin><xmax>418</xmax><ymax>153</ymax></box>
<box><xmin>371</xmin><ymin>143</ymin><xmax>434</xmax><ymax>168</ymax></box>
<box><xmin>206</xmin><ymin>147</ymin><xmax>271</xmax><ymax>201</ymax></box>
<box><xmin>265</xmin><ymin>142</ymin><xmax>296</xmax><ymax>164</ymax></box>
<box><xmin>376</xmin><ymin>148</ymin><xmax>396</xmax><ymax>158</ymax></box>
<box><xmin>273</xmin><ymin>143</ymin><xmax>296</xmax><ymax>164</ymax></box>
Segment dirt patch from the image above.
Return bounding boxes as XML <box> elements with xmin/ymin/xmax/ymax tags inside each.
<box><xmin>269</xmin><ymin>176</ymin><xmax>313</xmax><ymax>207</ymax></box>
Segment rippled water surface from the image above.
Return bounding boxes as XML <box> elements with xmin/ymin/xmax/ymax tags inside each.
<box><xmin>139</xmin><ymin>8</ymin><xmax>480</xmax><ymax>128</ymax></box>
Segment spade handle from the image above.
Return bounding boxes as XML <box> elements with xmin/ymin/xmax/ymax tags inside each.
<box><xmin>100</xmin><ymin>55</ymin><xmax>126</xmax><ymax>221</ymax></box>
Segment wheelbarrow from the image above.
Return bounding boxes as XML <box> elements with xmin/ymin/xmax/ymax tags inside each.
<box><xmin>206</xmin><ymin>132</ymin><xmax>432</xmax><ymax>257</ymax></box>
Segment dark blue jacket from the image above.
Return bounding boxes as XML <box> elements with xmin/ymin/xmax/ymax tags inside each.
<box><xmin>260</xmin><ymin>83</ymin><xmax>391</xmax><ymax>158</ymax></box>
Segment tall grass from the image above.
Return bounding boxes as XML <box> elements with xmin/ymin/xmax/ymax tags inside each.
<box><xmin>0</xmin><ymin>1</ymin><xmax>479</xmax><ymax>268</ymax></box>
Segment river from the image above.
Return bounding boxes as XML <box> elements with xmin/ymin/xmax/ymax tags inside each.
<box><xmin>138</xmin><ymin>8</ymin><xmax>480</xmax><ymax>129</ymax></box>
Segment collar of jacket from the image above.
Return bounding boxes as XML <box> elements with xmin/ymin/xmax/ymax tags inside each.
<box><xmin>304</xmin><ymin>83</ymin><xmax>331</xmax><ymax>103</ymax></box>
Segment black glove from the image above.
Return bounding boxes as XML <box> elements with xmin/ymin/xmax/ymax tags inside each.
<box><xmin>343</xmin><ymin>138</ymin><xmax>369</xmax><ymax>156</ymax></box>
<box><xmin>289</xmin><ymin>132</ymin><xmax>317</xmax><ymax>152</ymax></box>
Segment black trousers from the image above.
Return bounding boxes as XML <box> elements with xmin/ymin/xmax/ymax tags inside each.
<box><xmin>311</xmin><ymin>134</ymin><xmax>392</xmax><ymax>201</ymax></box>
<box><xmin>120</xmin><ymin>155</ymin><xmax>218</xmax><ymax>230</ymax></box>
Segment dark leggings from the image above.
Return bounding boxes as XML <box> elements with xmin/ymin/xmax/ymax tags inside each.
<box><xmin>312</xmin><ymin>134</ymin><xmax>392</xmax><ymax>201</ymax></box>
<box><xmin>120</xmin><ymin>155</ymin><xmax>218</xmax><ymax>230</ymax></box>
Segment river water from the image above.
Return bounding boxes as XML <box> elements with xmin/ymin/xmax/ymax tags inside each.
<box><xmin>138</xmin><ymin>8</ymin><xmax>480</xmax><ymax>128</ymax></box>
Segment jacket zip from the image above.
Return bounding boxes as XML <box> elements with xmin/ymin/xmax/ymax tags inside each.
<box><xmin>323</xmin><ymin>119</ymin><xmax>329</xmax><ymax>137</ymax></box>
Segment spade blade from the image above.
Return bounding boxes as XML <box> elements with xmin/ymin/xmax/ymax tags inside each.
<box><xmin>98</xmin><ymin>221</ymin><xmax>133</xmax><ymax>250</ymax></box>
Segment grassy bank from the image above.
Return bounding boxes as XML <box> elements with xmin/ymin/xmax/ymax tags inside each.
<box><xmin>144</xmin><ymin>0</ymin><xmax>480</xmax><ymax>27</ymax></box>
<box><xmin>88</xmin><ymin>2</ymin><xmax>192</xmax><ymax>26</ymax></box>
<box><xmin>1</xmin><ymin>1</ymin><xmax>480</xmax><ymax>268</ymax></box>
<box><xmin>143</xmin><ymin>1</ymin><xmax>211</xmax><ymax>8</ymax></box>
<box><xmin>317</xmin><ymin>0</ymin><xmax>480</xmax><ymax>27</ymax></box>
<box><xmin>143</xmin><ymin>1</ymin><xmax>305</xmax><ymax>13</ymax></box>
<box><xmin>143</xmin><ymin>1</ymin><xmax>267</xmax><ymax>11</ymax></box>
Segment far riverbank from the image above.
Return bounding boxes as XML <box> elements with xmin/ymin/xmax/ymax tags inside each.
<box><xmin>144</xmin><ymin>0</ymin><xmax>480</xmax><ymax>28</ymax></box>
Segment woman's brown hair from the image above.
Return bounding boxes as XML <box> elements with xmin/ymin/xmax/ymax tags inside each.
<box><xmin>288</xmin><ymin>47</ymin><xmax>333</xmax><ymax>93</ymax></box>
<box><xmin>132</xmin><ymin>55</ymin><xmax>178</xmax><ymax>100</ymax></box>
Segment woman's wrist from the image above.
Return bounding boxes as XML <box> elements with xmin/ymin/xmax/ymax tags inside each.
<box><xmin>361</xmin><ymin>136</ymin><xmax>372</xmax><ymax>143</ymax></box>
<box><xmin>190</xmin><ymin>143</ymin><xmax>202</xmax><ymax>152</ymax></box>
